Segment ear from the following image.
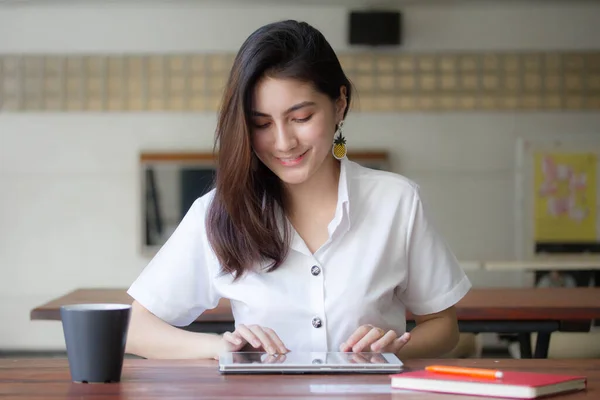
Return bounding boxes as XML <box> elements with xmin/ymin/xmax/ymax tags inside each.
<box><xmin>335</xmin><ymin>85</ymin><xmax>348</xmax><ymax>121</ymax></box>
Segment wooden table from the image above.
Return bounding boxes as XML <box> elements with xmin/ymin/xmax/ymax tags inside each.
<box><xmin>1</xmin><ymin>358</ymin><xmax>597</xmax><ymax>399</ymax></box>
<box><xmin>31</xmin><ymin>287</ymin><xmax>600</xmax><ymax>359</ymax></box>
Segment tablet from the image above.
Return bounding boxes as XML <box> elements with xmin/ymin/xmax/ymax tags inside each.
<box><xmin>218</xmin><ymin>351</ymin><xmax>404</xmax><ymax>374</ymax></box>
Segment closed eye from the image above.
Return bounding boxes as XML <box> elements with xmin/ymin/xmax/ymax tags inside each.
<box><xmin>253</xmin><ymin>122</ymin><xmax>271</xmax><ymax>129</ymax></box>
<box><xmin>294</xmin><ymin>115</ymin><xmax>313</xmax><ymax>123</ymax></box>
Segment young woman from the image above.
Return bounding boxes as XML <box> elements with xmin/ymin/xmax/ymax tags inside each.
<box><xmin>125</xmin><ymin>20</ymin><xmax>471</xmax><ymax>360</ymax></box>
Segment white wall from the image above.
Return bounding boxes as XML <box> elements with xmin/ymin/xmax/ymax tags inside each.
<box><xmin>2</xmin><ymin>0</ymin><xmax>600</xmax><ymax>52</ymax></box>
<box><xmin>1</xmin><ymin>0</ymin><xmax>600</xmax><ymax>350</ymax></box>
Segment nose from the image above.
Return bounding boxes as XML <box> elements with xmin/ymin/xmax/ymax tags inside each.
<box><xmin>274</xmin><ymin>123</ymin><xmax>298</xmax><ymax>153</ymax></box>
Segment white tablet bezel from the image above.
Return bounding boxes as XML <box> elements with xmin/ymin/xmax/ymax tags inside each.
<box><xmin>218</xmin><ymin>351</ymin><xmax>404</xmax><ymax>374</ymax></box>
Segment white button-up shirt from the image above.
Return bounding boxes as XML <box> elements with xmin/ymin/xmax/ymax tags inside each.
<box><xmin>128</xmin><ymin>158</ymin><xmax>471</xmax><ymax>352</ymax></box>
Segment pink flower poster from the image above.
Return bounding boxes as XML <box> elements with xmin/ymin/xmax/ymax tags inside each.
<box><xmin>534</xmin><ymin>152</ymin><xmax>597</xmax><ymax>242</ymax></box>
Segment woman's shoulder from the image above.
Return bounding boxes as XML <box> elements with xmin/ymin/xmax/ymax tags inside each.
<box><xmin>347</xmin><ymin>159</ymin><xmax>420</xmax><ymax>199</ymax></box>
<box><xmin>185</xmin><ymin>188</ymin><xmax>217</xmax><ymax>219</ymax></box>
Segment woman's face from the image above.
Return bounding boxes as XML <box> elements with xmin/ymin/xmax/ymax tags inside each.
<box><xmin>250</xmin><ymin>77</ymin><xmax>347</xmax><ymax>186</ymax></box>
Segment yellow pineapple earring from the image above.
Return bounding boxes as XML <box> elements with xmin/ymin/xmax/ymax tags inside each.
<box><xmin>332</xmin><ymin>120</ymin><xmax>347</xmax><ymax>160</ymax></box>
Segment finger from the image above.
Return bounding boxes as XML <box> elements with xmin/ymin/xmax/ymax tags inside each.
<box><xmin>263</xmin><ymin>327</ymin><xmax>289</xmax><ymax>354</ymax></box>
<box><xmin>390</xmin><ymin>332</ymin><xmax>411</xmax><ymax>353</ymax></box>
<box><xmin>235</xmin><ymin>324</ymin><xmax>262</xmax><ymax>349</ymax></box>
<box><xmin>223</xmin><ymin>331</ymin><xmax>244</xmax><ymax>346</ymax></box>
<box><xmin>263</xmin><ymin>354</ymin><xmax>278</xmax><ymax>364</ymax></box>
<box><xmin>340</xmin><ymin>325</ymin><xmax>372</xmax><ymax>352</ymax></box>
<box><xmin>370</xmin><ymin>330</ymin><xmax>398</xmax><ymax>352</ymax></box>
<box><xmin>263</xmin><ymin>353</ymin><xmax>287</xmax><ymax>364</ymax></box>
<box><xmin>352</xmin><ymin>327</ymin><xmax>385</xmax><ymax>353</ymax></box>
<box><xmin>248</xmin><ymin>325</ymin><xmax>278</xmax><ymax>355</ymax></box>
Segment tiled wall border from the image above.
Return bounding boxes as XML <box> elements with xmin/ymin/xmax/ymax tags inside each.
<box><xmin>1</xmin><ymin>51</ymin><xmax>599</xmax><ymax>112</ymax></box>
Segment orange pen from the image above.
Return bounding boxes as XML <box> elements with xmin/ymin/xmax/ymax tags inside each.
<box><xmin>425</xmin><ymin>365</ymin><xmax>504</xmax><ymax>379</ymax></box>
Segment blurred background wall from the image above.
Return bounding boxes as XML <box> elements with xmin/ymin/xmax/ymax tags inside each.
<box><xmin>1</xmin><ymin>0</ymin><xmax>599</xmax><ymax>351</ymax></box>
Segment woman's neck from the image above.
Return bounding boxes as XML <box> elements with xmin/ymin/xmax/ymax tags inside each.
<box><xmin>283</xmin><ymin>156</ymin><xmax>341</xmax><ymax>217</ymax></box>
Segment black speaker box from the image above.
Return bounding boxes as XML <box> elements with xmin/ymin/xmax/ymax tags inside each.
<box><xmin>348</xmin><ymin>10</ymin><xmax>402</xmax><ymax>46</ymax></box>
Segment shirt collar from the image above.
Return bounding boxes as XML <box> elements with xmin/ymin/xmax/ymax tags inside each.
<box><xmin>334</xmin><ymin>157</ymin><xmax>351</xmax><ymax>232</ymax></box>
<box><xmin>288</xmin><ymin>158</ymin><xmax>352</xmax><ymax>256</ymax></box>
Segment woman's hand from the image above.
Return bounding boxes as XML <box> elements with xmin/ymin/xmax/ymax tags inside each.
<box><xmin>221</xmin><ymin>324</ymin><xmax>289</xmax><ymax>356</ymax></box>
<box><xmin>340</xmin><ymin>324</ymin><xmax>410</xmax><ymax>354</ymax></box>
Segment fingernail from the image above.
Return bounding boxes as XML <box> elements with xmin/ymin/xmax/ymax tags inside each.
<box><xmin>235</xmin><ymin>338</ymin><xmax>242</xmax><ymax>345</ymax></box>
<box><xmin>267</xmin><ymin>346</ymin><xmax>275</xmax><ymax>354</ymax></box>
<box><xmin>253</xmin><ymin>340</ymin><xmax>261</xmax><ymax>347</ymax></box>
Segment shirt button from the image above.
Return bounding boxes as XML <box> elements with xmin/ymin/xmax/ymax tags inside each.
<box><xmin>311</xmin><ymin>265</ymin><xmax>321</xmax><ymax>276</ymax></box>
<box><xmin>312</xmin><ymin>317</ymin><xmax>322</xmax><ymax>328</ymax></box>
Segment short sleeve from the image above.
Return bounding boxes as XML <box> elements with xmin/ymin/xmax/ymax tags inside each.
<box><xmin>127</xmin><ymin>194</ymin><xmax>220</xmax><ymax>326</ymax></box>
<box><xmin>396</xmin><ymin>186</ymin><xmax>471</xmax><ymax>316</ymax></box>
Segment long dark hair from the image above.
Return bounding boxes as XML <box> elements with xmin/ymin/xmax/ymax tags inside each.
<box><xmin>206</xmin><ymin>20</ymin><xmax>352</xmax><ymax>280</ymax></box>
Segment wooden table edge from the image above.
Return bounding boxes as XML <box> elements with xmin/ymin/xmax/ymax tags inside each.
<box><xmin>30</xmin><ymin>288</ymin><xmax>600</xmax><ymax>323</ymax></box>
<box><xmin>485</xmin><ymin>261</ymin><xmax>600</xmax><ymax>270</ymax></box>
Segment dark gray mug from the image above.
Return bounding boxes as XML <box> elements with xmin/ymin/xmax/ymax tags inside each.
<box><xmin>60</xmin><ymin>303</ymin><xmax>131</xmax><ymax>383</ymax></box>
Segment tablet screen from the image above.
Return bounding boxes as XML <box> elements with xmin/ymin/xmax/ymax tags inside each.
<box><xmin>222</xmin><ymin>351</ymin><xmax>402</xmax><ymax>366</ymax></box>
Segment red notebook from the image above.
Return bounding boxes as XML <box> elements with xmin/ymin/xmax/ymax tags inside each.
<box><xmin>390</xmin><ymin>369</ymin><xmax>587</xmax><ymax>399</ymax></box>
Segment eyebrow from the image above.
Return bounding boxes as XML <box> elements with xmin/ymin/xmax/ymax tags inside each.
<box><xmin>251</xmin><ymin>101</ymin><xmax>316</xmax><ymax>117</ymax></box>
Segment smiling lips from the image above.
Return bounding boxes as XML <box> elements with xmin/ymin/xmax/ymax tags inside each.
<box><xmin>277</xmin><ymin>150</ymin><xmax>308</xmax><ymax>166</ymax></box>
